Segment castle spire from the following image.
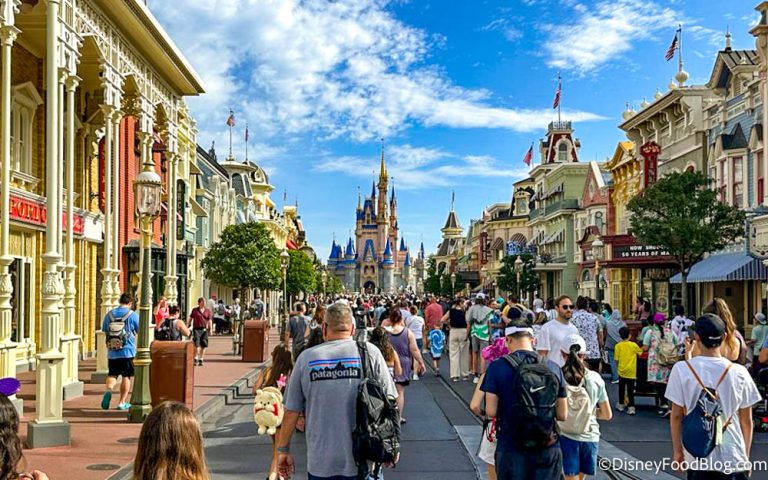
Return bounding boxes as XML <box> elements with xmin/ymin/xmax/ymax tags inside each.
<box><xmin>379</xmin><ymin>138</ymin><xmax>387</xmax><ymax>181</ymax></box>
<box><xmin>371</xmin><ymin>180</ymin><xmax>376</xmax><ymax>198</ymax></box>
<box><xmin>357</xmin><ymin>186</ymin><xmax>362</xmax><ymax>211</ymax></box>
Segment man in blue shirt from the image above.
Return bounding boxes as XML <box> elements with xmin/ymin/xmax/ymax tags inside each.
<box><xmin>481</xmin><ymin>319</ymin><xmax>568</xmax><ymax>479</ymax></box>
<box><xmin>101</xmin><ymin>293</ymin><xmax>140</xmax><ymax>411</ymax></box>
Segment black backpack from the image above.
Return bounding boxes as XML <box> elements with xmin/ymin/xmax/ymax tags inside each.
<box><xmin>154</xmin><ymin>318</ymin><xmax>177</xmax><ymax>341</ymax></box>
<box><xmin>682</xmin><ymin>361</ymin><xmax>732</xmax><ymax>458</ymax></box>
<box><xmin>502</xmin><ymin>353</ymin><xmax>560</xmax><ymax>449</ymax></box>
<box><xmin>352</xmin><ymin>340</ymin><xmax>401</xmax><ymax>479</ymax></box>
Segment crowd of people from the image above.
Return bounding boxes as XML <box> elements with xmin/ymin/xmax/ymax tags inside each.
<box><xmin>9</xmin><ymin>287</ymin><xmax>759</xmax><ymax>480</ymax></box>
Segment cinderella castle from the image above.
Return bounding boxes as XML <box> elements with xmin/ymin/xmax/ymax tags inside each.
<box><xmin>327</xmin><ymin>149</ymin><xmax>425</xmax><ymax>293</ymax></box>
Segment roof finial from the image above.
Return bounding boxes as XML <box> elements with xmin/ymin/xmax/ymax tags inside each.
<box><xmin>451</xmin><ymin>190</ymin><xmax>455</xmax><ymax>210</ymax></box>
<box><xmin>357</xmin><ymin>186</ymin><xmax>362</xmax><ymax>210</ymax></box>
<box><xmin>725</xmin><ymin>25</ymin><xmax>732</xmax><ymax>51</ymax></box>
<box><xmin>379</xmin><ymin>137</ymin><xmax>387</xmax><ymax>179</ymax></box>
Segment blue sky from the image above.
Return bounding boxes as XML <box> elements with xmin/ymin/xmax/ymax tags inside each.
<box><xmin>152</xmin><ymin>0</ymin><xmax>759</xmax><ymax>261</ymax></box>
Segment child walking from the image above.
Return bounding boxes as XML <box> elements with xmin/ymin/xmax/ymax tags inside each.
<box><xmin>614</xmin><ymin>327</ymin><xmax>642</xmax><ymax>415</ymax></box>
<box><xmin>428</xmin><ymin>321</ymin><xmax>446</xmax><ymax>376</ymax></box>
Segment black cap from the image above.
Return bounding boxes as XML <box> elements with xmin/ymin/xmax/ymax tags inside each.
<box><xmin>695</xmin><ymin>313</ymin><xmax>726</xmax><ymax>348</ymax></box>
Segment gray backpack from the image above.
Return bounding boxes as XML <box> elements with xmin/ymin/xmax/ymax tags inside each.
<box><xmin>106</xmin><ymin>310</ymin><xmax>133</xmax><ymax>351</ymax></box>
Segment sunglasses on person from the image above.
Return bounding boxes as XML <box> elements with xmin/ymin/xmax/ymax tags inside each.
<box><xmin>559</xmin><ymin>305</ymin><xmax>575</xmax><ymax>310</ymax></box>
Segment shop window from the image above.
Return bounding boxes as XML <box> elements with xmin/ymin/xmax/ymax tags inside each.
<box><xmin>9</xmin><ymin>258</ymin><xmax>31</xmax><ymax>343</ymax></box>
<box><xmin>719</xmin><ymin>160</ymin><xmax>728</xmax><ymax>202</ymax></box>
<box><xmin>11</xmin><ymin>83</ymin><xmax>43</xmax><ymax>176</ymax></box>
<box><xmin>733</xmin><ymin>157</ymin><xmax>743</xmax><ymax>206</ymax></box>
<box><xmin>758</xmin><ymin>153</ymin><xmax>764</xmax><ymax>204</ymax></box>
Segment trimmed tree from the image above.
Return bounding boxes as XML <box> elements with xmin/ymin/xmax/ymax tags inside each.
<box><xmin>201</xmin><ymin>222</ymin><xmax>281</xmax><ymax>302</ymax></box>
<box><xmin>423</xmin><ymin>257</ymin><xmax>442</xmax><ymax>295</ymax></box>
<box><xmin>627</xmin><ymin>171</ymin><xmax>745</xmax><ymax>314</ymax></box>
<box><xmin>497</xmin><ymin>252</ymin><xmax>538</xmax><ymax>299</ymax></box>
<box><xmin>286</xmin><ymin>249</ymin><xmax>317</xmax><ymax>296</ymax></box>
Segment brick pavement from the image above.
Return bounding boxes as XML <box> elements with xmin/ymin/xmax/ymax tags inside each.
<box><xmin>15</xmin><ymin>330</ymin><xmax>280</xmax><ymax>480</ymax></box>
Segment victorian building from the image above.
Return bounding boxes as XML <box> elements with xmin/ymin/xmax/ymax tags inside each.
<box><xmin>0</xmin><ymin>0</ymin><xmax>205</xmax><ymax>446</ymax></box>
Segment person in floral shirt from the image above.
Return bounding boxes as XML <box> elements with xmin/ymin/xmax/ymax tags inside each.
<box><xmin>570</xmin><ymin>297</ymin><xmax>602</xmax><ymax>370</ymax></box>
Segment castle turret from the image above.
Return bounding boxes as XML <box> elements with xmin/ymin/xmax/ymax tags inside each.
<box><xmin>344</xmin><ymin>237</ymin><xmax>356</xmax><ymax>291</ymax></box>
<box><xmin>328</xmin><ymin>240</ymin><xmax>340</xmax><ymax>269</ymax></box>
<box><xmin>377</xmin><ymin>147</ymin><xmax>388</xmax><ymax>225</ymax></box>
<box><xmin>403</xmin><ymin>250</ymin><xmax>412</xmax><ymax>290</ymax></box>
<box><xmin>380</xmin><ymin>238</ymin><xmax>395</xmax><ymax>293</ymax></box>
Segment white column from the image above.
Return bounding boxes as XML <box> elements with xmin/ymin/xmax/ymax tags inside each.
<box><xmin>111</xmin><ymin>112</ymin><xmax>121</xmax><ymax>298</ymax></box>
<box><xmin>0</xmin><ymin>20</ymin><xmax>20</xmax><ymax>414</ymax></box>
<box><xmin>164</xmin><ymin>152</ymin><xmax>177</xmax><ymax>304</ymax></box>
<box><xmin>61</xmin><ymin>75</ymin><xmax>82</xmax><ymax>400</ymax></box>
<box><xmin>99</xmin><ymin>106</ymin><xmax>115</xmax><ymax>315</ymax></box>
<box><xmin>28</xmin><ymin>0</ymin><xmax>69</xmax><ymax>448</ymax></box>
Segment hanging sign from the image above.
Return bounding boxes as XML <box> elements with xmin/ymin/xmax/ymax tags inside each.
<box><xmin>640</xmin><ymin>141</ymin><xmax>661</xmax><ymax>188</ymax></box>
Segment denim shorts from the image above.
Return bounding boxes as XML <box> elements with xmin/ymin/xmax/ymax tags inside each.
<box><xmin>559</xmin><ymin>435</ymin><xmax>598</xmax><ymax>476</ymax></box>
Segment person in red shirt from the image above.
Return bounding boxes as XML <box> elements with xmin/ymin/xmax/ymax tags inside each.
<box><xmin>189</xmin><ymin>297</ymin><xmax>212</xmax><ymax>366</ymax></box>
<box><xmin>424</xmin><ymin>295</ymin><xmax>444</xmax><ymax>351</ymax></box>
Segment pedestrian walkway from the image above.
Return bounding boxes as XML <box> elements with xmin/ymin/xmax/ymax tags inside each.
<box><xmin>203</xmin><ymin>369</ymin><xmax>479</xmax><ymax>479</ymax></box>
<box><xmin>15</xmin><ymin>331</ymin><xmax>278</xmax><ymax>480</ymax></box>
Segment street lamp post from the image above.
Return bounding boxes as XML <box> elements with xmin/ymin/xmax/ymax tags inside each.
<box><xmin>280</xmin><ymin>248</ymin><xmax>290</xmax><ymax>342</ymax></box>
<box><xmin>450</xmin><ymin>272</ymin><xmax>457</xmax><ymax>298</ymax></box>
<box><xmin>128</xmin><ymin>147</ymin><xmax>163</xmax><ymax>424</ymax></box>
<box><xmin>592</xmin><ymin>237</ymin><xmax>605</xmax><ymax>304</ymax></box>
<box><xmin>514</xmin><ymin>255</ymin><xmax>524</xmax><ymax>301</ymax></box>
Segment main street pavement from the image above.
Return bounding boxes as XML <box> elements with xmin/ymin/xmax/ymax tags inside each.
<box><xmin>202</xmin><ymin>368</ymin><xmax>480</xmax><ymax>479</ymax></box>
<box><xmin>434</xmin><ymin>353</ymin><xmax>768</xmax><ymax>480</ymax></box>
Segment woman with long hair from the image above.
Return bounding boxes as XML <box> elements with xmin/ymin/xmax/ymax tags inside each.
<box><xmin>369</xmin><ymin>326</ymin><xmax>403</xmax><ymax>379</ymax></box>
<box><xmin>133</xmin><ymin>401</ymin><xmax>209</xmax><ymax>480</ymax></box>
<box><xmin>0</xmin><ymin>392</ymin><xmax>49</xmax><ymax>480</ymax></box>
<box><xmin>252</xmin><ymin>344</ymin><xmax>294</xmax><ymax>480</ymax></box>
<box><xmin>441</xmin><ymin>298</ymin><xmax>470</xmax><ymax>382</ymax></box>
<box><xmin>154</xmin><ymin>296</ymin><xmax>169</xmax><ymax>326</ymax></box>
<box><xmin>387</xmin><ymin>308</ymin><xmax>426</xmax><ymax>423</ymax></box>
<box><xmin>559</xmin><ymin>335</ymin><xmax>612</xmax><ymax>480</ymax></box>
<box><xmin>698</xmin><ymin>298</ymin><xmax>747</xmax><ymax>364</ymax></box>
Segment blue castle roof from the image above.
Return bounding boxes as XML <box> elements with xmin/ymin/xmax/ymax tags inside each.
<box><xmin>399</xmin><ymin>237</ymin><xmax>407</xmax><ymax>251</ymax></box>
<box><xmin>383</xmin><ymin>238</ymin><xmax>393</xmax><ymax>257</ymax></box>
<box><xmin>345</xmin><ymin>237</ymin><xmax>356</xmax><ymax>257</ymax></box>
<box><xmin>404</xmin><ymin>252</ymin><xmax>412</xmax><ymax>267</ymax></box>
<box><xmin>329</xmin><ymin>240</ymin><xmax>340</xmax><ymax>260</ymax></box>
<box><xmin>420</xmin><ymin>242</ymin><xmax>425</xmax><ymax>259</ymax></box>
<box><xmin>362</xmin><ymin>239</ymin><xmax>377</xmax><ymax>261</ymax></box>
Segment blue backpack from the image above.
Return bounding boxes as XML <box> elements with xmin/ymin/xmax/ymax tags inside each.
<box><xmin>681</xmin><ymin>361</ymin><xmax>733</xmax><ymax>458</ymax></box>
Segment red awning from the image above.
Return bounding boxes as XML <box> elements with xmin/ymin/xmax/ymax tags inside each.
<box><xmin>160</xmin><ymin>202</ymin><xmax>183</xmax><ymax>221</ymax></box>
<box><xmin>286</xmin><ymin>239</ymin><xmax>299</xmax><ymax>250</ymax></box>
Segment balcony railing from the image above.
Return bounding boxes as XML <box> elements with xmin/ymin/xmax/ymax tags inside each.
<box><xmin>548</xmin><ymin>121</ymin><xmax>572</xmax><ymax>133</ymax></box>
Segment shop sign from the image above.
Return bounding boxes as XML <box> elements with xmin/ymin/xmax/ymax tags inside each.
<box><xmin>9</xmin><ymin>195</ymin><xmax>84</xmax><ymax>235</ymax></box>
<box><xmin>613</xmin><ymin>244</ymin><xmax>670</xmax><ymax>259</ymax></box>
<box><xmin>480</xmin><ymin>232</ymin><xmax>490</xmax><ymax>265</ymax></box>
<box><xmin>640</xmin><ymin>141</ymin><xmax>661</xmax><ymax>188</ymax></box>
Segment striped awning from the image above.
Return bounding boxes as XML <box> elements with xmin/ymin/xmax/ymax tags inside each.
<box><xmin>543</xmin><ymin>183</ymin><xmax>564</xmax><ymax>200</ymax></box>
<box><xmin>529</xmin><ymin>230</ymin><xmax>546</xmax><ymax>246</ymax></box>
<box><xmin>669</xmin><ymin>252</ymin><xmax>768</xmax><ymax>284</ymax></box>
<box><xmin>541</xmin><ymin>229</ymin><xmax>564</xmax><ymax>246</ymax></box>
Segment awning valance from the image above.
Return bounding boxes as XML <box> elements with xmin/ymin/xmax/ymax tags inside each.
<box><xmin>669</xmin><ymin>252</ymin><xmax>768</xmax><ymax>284</ymax></box>
<box><xmin>541</xmin><ymin>229</ymin><xmax>564</xmax><ymax>246</ymax></box>
<box><xmin>529</xmin><ymin>230</ymin><xmax>545</xmax><ymax>247</ymax></box>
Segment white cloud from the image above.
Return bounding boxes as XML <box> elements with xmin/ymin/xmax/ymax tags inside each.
<box><xmin>151</xmin><ymin>0</ymin><xmax>603</xmax><ymax>149</ymax></box>
<box><xmin>314</xmin><ymin>144</ymin><xmax>527</xmax><ymax>190</ymax></box>
<box><xmin>541</xmin><ymin>0</ymin><xmax>680</xmax><ymax>74</ymax></box>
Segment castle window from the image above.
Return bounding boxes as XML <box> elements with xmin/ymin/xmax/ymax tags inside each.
<box><xmin>558</xmin><ymin>142</ymin><xmax>568</xmax><ymax>162</ymax></box>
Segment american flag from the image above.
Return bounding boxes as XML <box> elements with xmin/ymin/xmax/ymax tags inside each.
<box><xmin>552</xmin><ymin>76</ymin><xmax>561</xmax><ymax>109</ymax></box>
<box><xmin>523</xmin><ymin>144</ymin><xmax>533</xmax><ymax>166</ymax></box>
<box><xmin>226</xmin><ymin>110</ymin><xmax>235</xmax><ymax>127</ymax></box>
<box><xmin>665</xmin><ymin>32</ymin><xmax>678</xmax><ymax>61</ymax></box>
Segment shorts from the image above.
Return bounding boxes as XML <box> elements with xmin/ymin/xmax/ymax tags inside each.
<box><xmin>193</xmin><ymin>328</ymin><xmax>209</xmax><ymax>348</ymax></box>
<box><xmin>559</xmin><ymin>435</ymin><xmax>598</xmax><ymax>476</ymax></box>
<box><xmin>416</xmin><ymin>338</ymin><xmax>423</xmax><ymax>351</ymax></box>
<box><xmin>470</xmin><ymin>336</ymin><xmax>489</xmax><ymax>352</ymax></box>
<box><xmin>108</xmin><ymin>357</ymin><xmax>135</xmax><ymax>378</ymax></box>
<box><xmin>395</xmin><ymin>380</ymin><xmax>410</xmax><ymax>387</ymax></box>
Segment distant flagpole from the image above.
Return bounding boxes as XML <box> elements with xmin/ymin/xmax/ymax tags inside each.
<box><xmin>677</xmin><ymin>24</ymin><xmax>684</xmax><ymax>76</ymax></box>
<box><xmin>226</xmin><ymin>109</ymin><xmax>235</xmax><ymax>158</ymax></box>
<box><xmin>553</xmin><ymin>73</ymin><xmax>562</xmax><ymax>124</ymax></box>
<box><xmin>451</xmin><ymin>190</ymin><xmax>455</xmax><ymax>210</ymax></box>
<box><xmin>244</xmin><ymin>123</ymin><xmax>249</xmax><ymax>162</ymax></box>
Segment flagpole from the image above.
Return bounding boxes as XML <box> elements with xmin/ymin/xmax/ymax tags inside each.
<box><xmin>677</xmin><ymin>24</ymin><xmax>683</xmax><ymax>76</ymax></box>
<box><xmin>557</xmin><ymin>73</ymin><xmax>562</xmax><ymax>124</ymax></box>
<box><xmin>245</xmin><ymin>123</ymin><xmax>249</xmax><ymax>162</ymax></box>
<box><xmin>228</xmin><ymin>109</ymin><xmax>233</xmax><ymax>159</ymax></box>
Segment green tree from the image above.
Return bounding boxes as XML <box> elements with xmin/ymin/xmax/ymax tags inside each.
<box><xmin>423</xmin><ymin>257</ymin><xmax>442</xmax><ymax>295</ymax></box>
<box><xmin>627</xmin><ymin>171</ymin><xmax>745</xmax><ymax>313</ymax></box>
<box><xmin>286</xmin><ymin>249</ymin><xmax>317</xmax><ymax>295</ymax></box>
<box><xmin>325</xmin><ymin>275</ymin><xmax>344</xmax><ymax>294</ymax></box>
<box><xmin>201</xmin><ymin>222</ymin><xmax>281</xmax><ymax>299</ymax></box>
<box><xmin>497</xmin><ymin>253</ymin><xmax>538</xmax><ymax>299</ymax></box>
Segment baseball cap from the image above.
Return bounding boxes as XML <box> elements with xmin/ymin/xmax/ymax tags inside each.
<box><xmin>476</xmin><ymin>292</ymin><xmax>486</xmax><ymax>300</ymax></box>
<box><xmin>695</xmin><ymin>313</ymin><xmax>725</xmax><ymax>348</ymax></box>
<box><xmin>560</xmin><ymin>333</ymin><xmax>589</xmax><ymax>356</ymax></box>
<box><xmin>756</xmin><ymin>313</ymin><xmax>767</xmax><ymax>325</ymax></box>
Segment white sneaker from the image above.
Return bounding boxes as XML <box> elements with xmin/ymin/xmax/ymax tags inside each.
<box><xmin>627</xmin><ymin>407</ymin><xmax>636</xmax><ymax>415</ymax></box>
<box><xmin>413</xmin><ymin>373</ymin><xmax>419</xmax><ymax>381</ymax></box>
<box><xmin>473</xmin><ymin>376</ymin><xmax>480</xmax><ymax>384</ymax></box>
<box><xmin>615</xmin><ymin>402</ymin><xmax>626</xmax><ymax>412</ymax></box>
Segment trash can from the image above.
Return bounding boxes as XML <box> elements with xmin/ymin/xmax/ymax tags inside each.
<box><xmin>150</xmin><ymin>341</ymin><xmax>195</xmax><ymax>409</ymax></box>
<box><xmin>242</xmin><ymin>320</ymin><xmax>269</xmax><ymax>362</ymax></box>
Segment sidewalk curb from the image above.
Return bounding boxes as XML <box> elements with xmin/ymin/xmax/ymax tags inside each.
<box><xmin>107</xmin><ymin>364</ymin><xmax>264</xmax><ymax>480</ymax></box>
